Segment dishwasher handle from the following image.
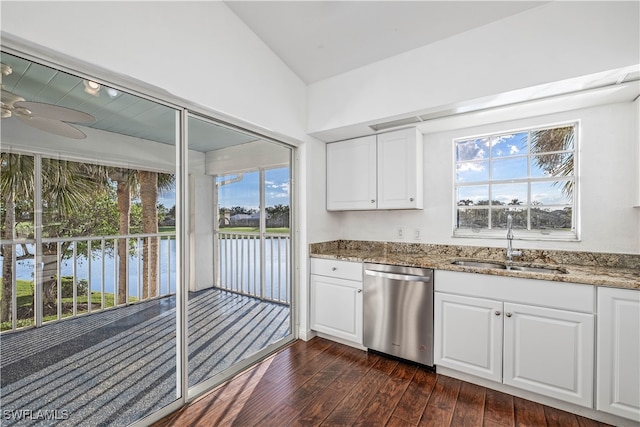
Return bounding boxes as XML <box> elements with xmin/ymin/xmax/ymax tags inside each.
<box><xmin>364</xmin><ymin>269</ymin><xmax>432</xmax><ymax>282</ymax></box>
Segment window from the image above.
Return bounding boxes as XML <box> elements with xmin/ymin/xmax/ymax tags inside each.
<box><xmin>454</xmin><ymin>122</ymin><xmax>577</xmax><ymax>240</ymax></box>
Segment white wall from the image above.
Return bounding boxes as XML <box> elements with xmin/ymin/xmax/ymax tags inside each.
<box><xmin>0</xmin><ymin>1</ymin><xmax>307</xmax><ymax>141</ymax></box>
<box><xmin>334</xmin><ymin>102</ymin><xmax>640</xmax><ymax>254</ymax></box>
<box><xmin>307</xmin><ymin>1</ymin><xmax>640</xmax><ymax>139</ymax></box>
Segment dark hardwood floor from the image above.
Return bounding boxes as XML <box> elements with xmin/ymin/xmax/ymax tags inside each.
<box><xmin>154</xmin><ymin>337</ymin><xmax>610</xmax><ymax>427</ymax></box>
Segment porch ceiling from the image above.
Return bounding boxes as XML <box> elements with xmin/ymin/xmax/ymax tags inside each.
<box><xmin>0</xmin><ymin>51</ymin><xmax>258</xmax><ymax>152</ymax></box>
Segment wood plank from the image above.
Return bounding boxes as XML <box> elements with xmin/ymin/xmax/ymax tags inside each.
<box><xmin>253</xmin><ymin>401</ymin><xmax>300</xmax><ymax>426</ymax></box>
<box><xmin>321</xmin><ymin>358</ymin><xmax>393</xmax><ymax>425</ymax></box>
<box><xmin>386</xmin><ymin>415</ymin><xmax>418</xmax><ymax>427</ymax></box>
<box><xmin>289</xmin><ymin>381</ymin><xmax>350</xmax><ymax>427</ymax></box>
<box><xmin>576</xmin><ymin>416</ymin><xmax>612</xmax><ymax>427</ymax></box>
<box><xmin>154</xmin><ymin>338</ymin><xmax>616</xmax><ymax>427</ymax></box>
<box><xmin>544</xmin><ymin>405</ymin><xmax>580</xmax><ymax>427</ymax></box>
<box><xmin>392</xmin><ymin>367</ymin><xmax>437</xmax><ymax>425</ymax></box>
<box><xmin>419</xmin><ymin>374</ymin><xmax>462</xmax><ymax>427</ymax></box>
<box><xmin>353</xmin><ymin>362</ymin><xmax>417</xmax><ymax>427</ymax></box>
<box><xmin>285</xmin><ymin>344</ymin><xmax>353</xmax><ymax>408</ymax></box>
<box><xmin>483</xmin><ymin>388</ymin><xmax>515</xmax><ymax>427</ymax></box>
<box><xmin>449</xmin><ymin>381</ymin><xmax>485</xmax><ymax>427</ymax></box>
<box><xmin>514</xmin><ymin>396</ymin><xmax>546</xmax><ymax>427</ymax></box>
<box><xmin>327</xmin><ymin>350</ymin><xmax>382</xmax><ymax>394</ymax></box>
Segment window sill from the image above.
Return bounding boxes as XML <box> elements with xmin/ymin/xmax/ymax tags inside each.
<box><xmin>453</xmin><ymin>229</ymin><xmax>579</xmax><ymax>242</ymax></box>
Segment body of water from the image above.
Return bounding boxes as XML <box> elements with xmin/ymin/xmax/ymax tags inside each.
<box><xmin>2</xmin><ymin>240</ymin><xmax>177</xmax><ymax>298</ymax></box>
<box><xmin>2</xmin><ymin>237</ymin><xmax>290</xmax><ymax>301</ymax></box>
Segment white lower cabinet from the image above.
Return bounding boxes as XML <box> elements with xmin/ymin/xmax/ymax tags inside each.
<box><xmin>597</xmin><ymin>287</ymin><xmax>640</xmax><ymax>421</ymax></box>
<box><xmin>502</xmin><ymin>302</ymin><xmax>594</xmax><ymax>407</ymax></box>
<box><xmin>434</xmin><ymin>293</ymin><xmax>503</xmax><ymax>382</ymax></box>
<box><xmin>434</xmin><ymin>270</ymin><xmax>595</xmax><ymax>408</ymax></box>
<box><xmin>310</xmin><ymin>258</ymin><xmax>363</xmax><ymax>345</ymax></box>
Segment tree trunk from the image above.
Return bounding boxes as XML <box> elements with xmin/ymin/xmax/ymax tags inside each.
<box><xmin>139</xmin><ymin>171</ymin><xmax>159</xmax><ymax>298</ymax></box>
<box><xmin>116</xmin><ymin>178</ymin><xmax>130</xmax><ymax>305</ymax></box>
<box><xmin>1</xmin><ymin>193</ymin><xmax>15</xmax><ymax>323</ymax></box>
<box><xmin>41</xmin><ymin>245</ymin><xmax>62</xmax><ymax>309</ymax></box>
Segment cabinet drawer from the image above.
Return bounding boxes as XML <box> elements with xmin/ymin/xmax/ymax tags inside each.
<box><xmin>435</xmin><ymin>270</ymin><xmax>594</xmax><ymax>313</ymax></box>
<box><xmin>310</xmin><ymin>258</ymin><xmax>363</xmax><ymax>281</ymax></box>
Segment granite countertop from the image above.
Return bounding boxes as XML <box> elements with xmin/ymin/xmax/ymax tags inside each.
<box><xmin>309</xmin><ymin>241</ymin><xmax>640</xmax><ymax>290</ymax></box>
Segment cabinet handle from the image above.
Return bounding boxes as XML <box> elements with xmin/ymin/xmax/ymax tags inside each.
<box><xmin>506</xmin><ymin>312</ymin><xmax>512</xmax><ymax>317</ymax></box>
<box><xmin>494</xmin><ymin>311</ymin><xmax>501</xmax><ymax>316</ymax></box>
<box><xmin>409</xmin><ymin>197</ymin><xmax>414</xmax><ymax>202</ymax></box>
<box><xmin>332</xmin><ymin>267</ymin><xmax>337</xmax><ymax>271</ymax></box>
<box><xmin>371</xmin><ymin>199</ymin><xmax>375</xmax><ymax>203</ymax></box>
<box><xmin>357</xmin><ymin>289</ymin><xmax>362</xmax><ymax>293</ymax></box>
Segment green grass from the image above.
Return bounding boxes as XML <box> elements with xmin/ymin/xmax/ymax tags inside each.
<box><xmin>219</xmin><ymin>227</ymin><xmax>290</xmax><ymax>234</ymax></box>
<box><xmin>160</xmin><ymin>226</ymin><xmax>289</xmax><ymax>234</ymax></box>
<box><xmin>1</xmin><ymin>279</ymin><xmax>135</xmax><ymax>331</ymax></box>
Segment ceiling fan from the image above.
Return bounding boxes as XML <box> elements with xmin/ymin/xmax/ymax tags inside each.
<box><xmin>1</xmin><ymin>62</ymin><xmax>96</xmax><ymax>139</ymax></box>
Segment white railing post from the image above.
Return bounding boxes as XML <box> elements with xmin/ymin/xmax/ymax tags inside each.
<box><xmin>57</xmin><ymin>242</ymin><xmax>62</xmax><ymax>320</ymax></box>
<box><xmin>72</xmin><ymin>241</ymin><xmax>77</xmax><ymax>317</ymax></box>
<box><xmin>87</xmin><ymin>240</ymin><xmax>92</xmax><ymax>314</ymax></box>
<box><xmin>114</xmin><ymin>237</ymin><xmax>119</xmax><ymax>307</ymax></box>
<box><xmin>101</xmin><ymin>239</ymin><xmax>106</xmax><ymax>310</ymax></box>
<box><xmin>11</xmin><ymin>246</ymin><xmax>17</xmax><ymax>331</ymax></box>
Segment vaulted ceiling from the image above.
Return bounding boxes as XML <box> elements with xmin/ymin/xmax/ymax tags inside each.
<box><xmin>225</xmin><ymin>1</ymin><xmax>548</xmax><ymax>84</ymax></box>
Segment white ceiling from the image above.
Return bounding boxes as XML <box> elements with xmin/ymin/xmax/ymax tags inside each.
<box><xmin>225</xmin><ymin>1</ymin><xmax>548</xmax><ymax>84</ymax></box>
<box><xmin>1</xmin><ymin>51</ymin><xmax>259</xmax><ymax>152</ymax></box>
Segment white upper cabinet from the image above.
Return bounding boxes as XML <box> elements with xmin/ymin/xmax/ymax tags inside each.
<box><xmin>326</xmin><ymin>128</ymin><xmax>423</xmax><ymax>210</ymax></box>
<box><xmin>326</xmin><ymin>135</ymin><xmax>377</xmax><ymax>210</ymax></box>
<box><xmin>376</xmin><ymin>128</ymin><xmax>424</xmax><ymax>209</ymax></box>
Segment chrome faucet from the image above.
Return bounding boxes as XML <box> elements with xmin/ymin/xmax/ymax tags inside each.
<box><xmin>506</xmin><ymin>214</ymin><xmax>522</xmax><ymax>262</ymax></box>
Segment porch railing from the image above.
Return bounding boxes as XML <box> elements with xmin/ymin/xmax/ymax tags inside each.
<box><xmin>0</xmin><ymin>232</ymin><xmax>176</xmax><ymax>332</ymax></box>
<box><xmin>216</xmin><ymin>231</ymin><xmax>290</xmax><ymax>305</ymax></box>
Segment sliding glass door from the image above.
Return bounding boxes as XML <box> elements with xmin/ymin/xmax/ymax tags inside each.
<box><xmin>0</xmin><ymin>50</ymin><xmax>181</xmax><ymax>426</ymax></box>
<box><xmin>0</xmin><ymin>49</ymin><xmax>296</xmax><ymax>425</ymax></box>
<box><xmin>186</xmin><ymin>114</ymin><xmax>294</xmax><ymax>396</ymax></box>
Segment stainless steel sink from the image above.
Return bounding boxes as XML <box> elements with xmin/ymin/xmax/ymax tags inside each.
<box><xmin>451</xmin><ymin>260</ymin><xmax>506</xmax><ymax>269</ymax></box>
<box><xmin>507</xmin><ymin>265</ymin><xmax>568</xmax><ymax>274</ymax></box>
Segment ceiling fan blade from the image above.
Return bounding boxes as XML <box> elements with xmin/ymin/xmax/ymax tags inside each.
<box><xmin>15</xmin><ymin>115</ymin><xmax>87</xmax><ymax>139</ymax></box>
<box><xmin>13</xmin><ymin>101</ymin><xmax>95</xmax><ymax>123</ymax></box>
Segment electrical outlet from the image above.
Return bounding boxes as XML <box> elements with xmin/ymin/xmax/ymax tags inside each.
<box><xmin>414</xmin><ymin>228</ymin><xmax>422</xmax><ymax>240</ymax></box>
<box><xmin>397</xmin><ymin>226</ymin><xmax>405</xmax><ymax>239</ymax></box>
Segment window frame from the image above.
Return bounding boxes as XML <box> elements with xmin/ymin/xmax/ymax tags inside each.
<box><xmin>452</xmin><ymin>121</ymin><xmax>579</xmax><ymax>241</ymax></box>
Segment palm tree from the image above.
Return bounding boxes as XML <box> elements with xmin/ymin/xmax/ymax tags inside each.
<box><xmin>530</xmin><ymin>126</ymin><xmax>575</xmax><ymax>199</ymax></box>
<box><xmin>1</xmin><ymin>154</ymin><xmax>34</xmax><ymax>323</ymax></box>
<box><xmin>108</xmin><ymin>168</ymin><xmax>135</xmax><ymax>305</ymax></box>
<box><xmin>1</xmin><ymin>154</ymin><xmax>107</xmax><ymax>321</ymax></box>
<box><xmin>139</xmin><ymin>171</ymin><xmax>174</xmax><ymax>299</ymax></box>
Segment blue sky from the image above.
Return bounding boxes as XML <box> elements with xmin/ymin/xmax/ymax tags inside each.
<box><xmin>217</xmin><ymin>167</ymin><xmax>290</xmax><ymax>210</ymax></box>
<box><xmin>157</xmin><ymin>167</ymin><xmax>290</xmax><ymax>210</ymax></box>
<box><xmin>456</xmin><ymin>132</ymin><xmax>572</xmax><ymax>206</ymax></box>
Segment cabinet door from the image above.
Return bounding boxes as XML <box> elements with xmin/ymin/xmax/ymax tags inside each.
<box><xmin>326</xmin><ymin>135</ymin><xmax>377</xmax><ymax>210</ymax></box>
<box><xmin>503</xmin><ymin>303</ymin><xmax>594</xmax><ymax>408</ymax></box>
<box><xmin>434</xmin><ymin>292</ymin><xmax>503</xmax><ymax>382</ymax></box>
<box><xmin>597</xmin><ymin>287</ymin><xmax>640</xmax><ymax>421</ymax></box>
<box><xmin>377</xmin><ymin>128</ymin><xmax>423</xmax><ymax>209</ymax></box>
<box><xmin>310</xmin><ymin>274</ymin><xmax>363</xmax><ymax>344</ymax></box>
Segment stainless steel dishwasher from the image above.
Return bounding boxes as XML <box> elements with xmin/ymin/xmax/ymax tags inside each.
<box><xmin>363</xmin><ymin>263</ymin><xmax>434</xmax><ymax>366</ymax></box>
